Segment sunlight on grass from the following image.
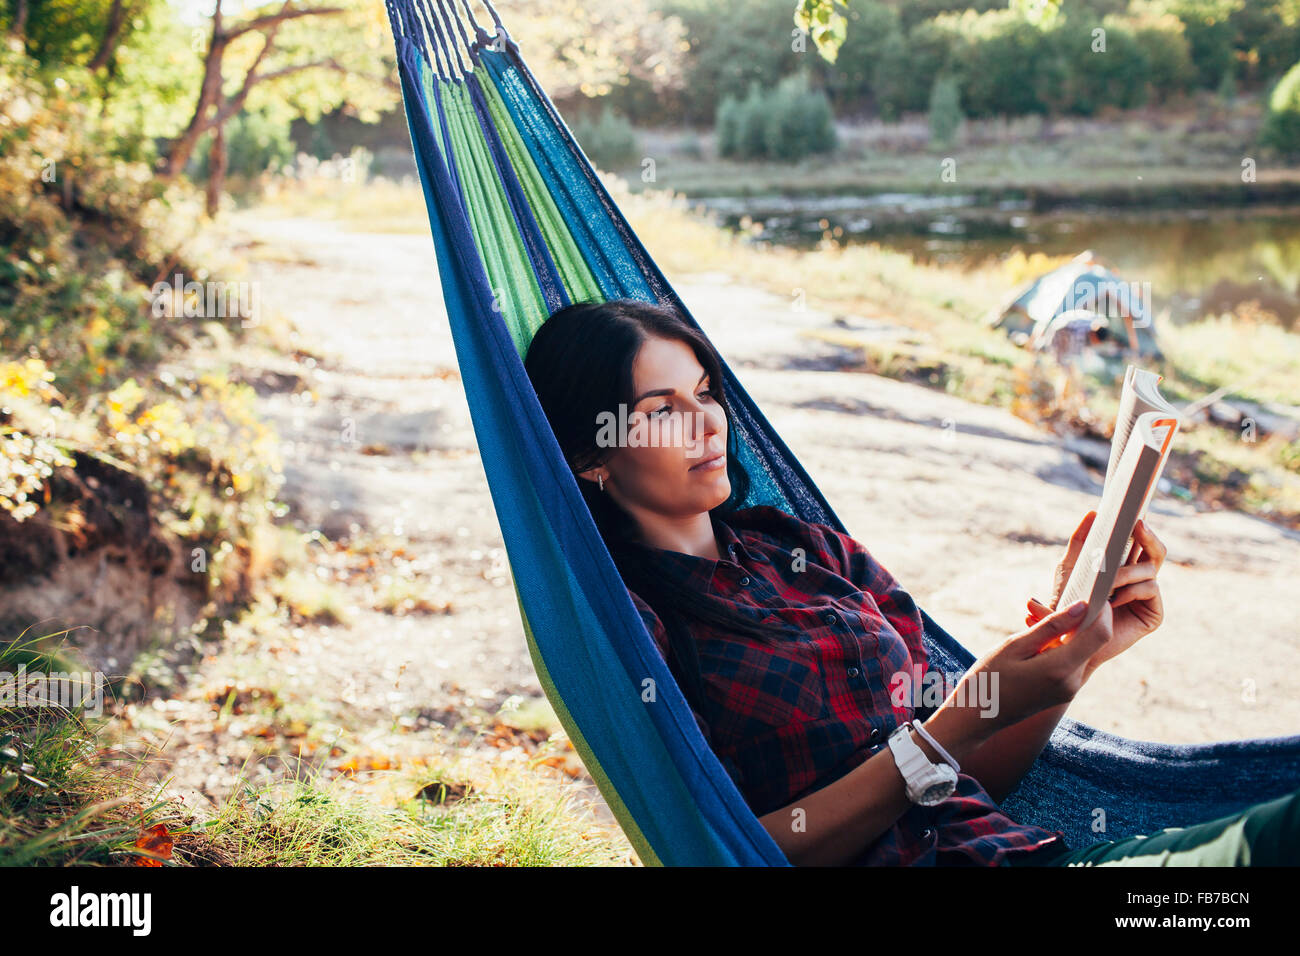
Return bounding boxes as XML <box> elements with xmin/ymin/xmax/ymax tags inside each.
<box><xmin>204</xmin><ymin>748</ymin><xmax>632</xmax><ymax>866</ymax></box>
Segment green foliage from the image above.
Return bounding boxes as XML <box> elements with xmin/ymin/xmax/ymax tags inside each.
<box><xmin>1130</xmin><ymin>15</ymin><xmax>1199</xmax><ymax>100</ymax></box>
<box><xmin>12</xmin><ymin>0</ymin><xmax>200</xmax><ymax>147</ymax></box>
<box><xmin>0</xmin><ymin>42</ymin><xmax>201</xmax><ymax>390</ymax></box>
<box><xmin>660</xmin><ymin>0</ymin><xmax>814</xmax><ymax>126</ymax></box>
<box><xmin>928</xmin><ymin>74</ymin><xmax>964</xmax><ymax>149</ymax></box>
<box><xmin>569</xmin><ymin>105</ymin><xmax>642</xmax><ymax>171</ymax></box>
<box><xmin>822</xmin><ymin>1</ymin><xmax>903</xmax><ymax>108</ymax></box>
<box><xmin>893</xmin><ymin>17</ymin><xmax>966</xmax><ymax>114</ymax></box>
<box><xmin>1261</xmin><ymin>58</ymin><xmax>1300</xmax><ymax>155</ymax></box>
<box><xmin>716</xmin><ymin>73</ymin><xmax>837</xmax><ymax>162</ymax></box>
<box><xmin>1217</xmin><ymin>65</ymin><xmax>1238</xmax><ymax>101</ymax></box>
<box><xmin>948</xmin><ymin>9</ymin><xmax>1063</xmax><ymax>117</ymax></box>
<box><xmin>1172</xmin><ymin>0</ymin><xmax>1244</xmax><ymax>88</ymax></box>
<box><xmin>193</xmin><ymin>108</ymin><xmax>298</xmax><ymax>181</ymax></box>
<box><xmin>794</xmin><ymin>0</ymin><xmax>850</xmax><ymax>63</ymax></box>
<box><xmin>1052</xmin><ymin>15</ymin><xmax>1150</xmax><ymax>115</ymax></box>
<box><xmin>647</xmin><ymin>0</ymin><xmax>1300</xmax><ymax>126</ymax></box>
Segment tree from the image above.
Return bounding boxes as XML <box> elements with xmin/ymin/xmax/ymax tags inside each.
<box><xmin>504</xmin><ymin>0</ymin><xmax>689</xmax><ymax>103</ymax></box>
<box><xmin>159</xmin><ymin>0</ymin><xmax>397</xmax><ymax>216</ymax></box>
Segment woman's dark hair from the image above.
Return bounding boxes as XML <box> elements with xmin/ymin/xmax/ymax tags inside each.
<box><xmin>523</xmin><ymin>298</ymin><xmax>777</xmax><ymax>721</ymax></box>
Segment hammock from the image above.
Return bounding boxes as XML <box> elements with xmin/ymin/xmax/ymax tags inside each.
<box><xmin>382</xmin><ymin>0</ymin><xmax>1300</xmax><ymax>866</ymax></box>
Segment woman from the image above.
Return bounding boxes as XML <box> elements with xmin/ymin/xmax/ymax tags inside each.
<box><xmin>523</xmin><ymin>297</ymin><xmax>1299</xmax><ymax>867</ymax></box>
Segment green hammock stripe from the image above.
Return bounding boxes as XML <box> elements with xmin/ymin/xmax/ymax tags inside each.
<box><xmin>421</xmin><ymin>63</ymin><xmax>546</xmax><ymax>350</ymax></box>
<box><xmin>473</xmin><ymin>71</ymin><xmax>604</xmax><ymax>307</ymax></box>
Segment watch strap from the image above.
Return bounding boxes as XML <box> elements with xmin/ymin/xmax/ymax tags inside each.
<box><xmin>910</xmin><ymin>720</ymin><xmax>960</xmax><ymax>773</ymax></box>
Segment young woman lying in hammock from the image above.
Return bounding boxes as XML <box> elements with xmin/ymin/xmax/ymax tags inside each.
<box><xmin>524</xmin><ymin>298</ymin><xmax>1299</xmax><ymax>867</ymax></box>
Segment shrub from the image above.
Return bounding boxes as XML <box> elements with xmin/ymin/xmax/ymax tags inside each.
<box><xmin>193</xmin><ymin>108</ymin><xmax>297</xmax><ymax>180</ymax></box>
<box><xmin>928</xmin><ymin>74</ymin><xmax>964</xmax><ymax>149</ymax></box>
<box><xmin>570</xmin><ymin>105</ymin><xmax>641</xmax><ymax>171</ymax></box>
<box><xmin>0</xmin><ymin>43</ymin><xmax>201</xmax><ymax>390</ymax></box>
<box><xmin>715</xmin><ymin>74</ymin><xmax>836</xmax><ymax>162</ymax></box>
<box><xmin>1261</xmin><ymin>59</ymin><xmax>1300</xmax><ymax>157</ymax></box>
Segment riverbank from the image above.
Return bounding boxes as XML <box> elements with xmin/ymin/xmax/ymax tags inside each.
<box><xmin>622</xmin><ymin>104</ymin><xmax>1300</xmax><ymax>206</ymax></box>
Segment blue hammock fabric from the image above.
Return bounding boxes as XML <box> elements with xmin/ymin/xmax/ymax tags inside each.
<box><xmin>383</xmin><ymin>0</ymin><xmax>1300</xmax><ymax>866</ymax></box>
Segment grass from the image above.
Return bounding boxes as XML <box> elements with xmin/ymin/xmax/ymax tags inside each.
<box><xmin>204</xmin><ymin>753</ymin><xmax>628</xmax><ymax>866</ymax></box>
<box><xmin>1</xmin><ymin>629</ymin><xmax>631</xmax><ymax>866</ymax></box>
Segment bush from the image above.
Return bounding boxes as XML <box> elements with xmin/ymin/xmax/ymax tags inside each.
<box><xmin>193</xmin><ymin>108</ymin><xmax>296</xmax><ymax>181</ymax></box>
<box><xmin>928</xmin><ymin>74</ymin><xmax>964</xmax><ymax>149</ymax></box>
<box><xmin>1131</xmin><ymin>17</ymin><xmax>1197</xmax><ymax>101</ymax></box>
<box><xmin>715</xmin><ymin>74</ymin><xmax>836</xmax><ymax>162</ymax></box>
<box><xmin>1262</xmin><ymin>59</ymin><xmax>1300</xmax><ymax>156</ymax></box>
<box><xmin>950</xmin><ymin>9</ymin><xmax>1062</xmax><ymax>117</ymax></box>
<box><xmin>1054</xmin><ymin>18</ymin><xmax>1150</xmax><ymax>115</ymax></box>
<box><xmin>570</xmin><ymin>104</ymin><xmax>641</xmax><ymax>171</ymax></box>
<box><xmin>0</xmin><ymin>43</ymin><xmax>200</xmax><ymax>390</ymax></box>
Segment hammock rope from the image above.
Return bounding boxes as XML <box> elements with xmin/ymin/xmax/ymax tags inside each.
<box><xmin>382</xmin><ymin>0</ymin><xmax>1300</xmax><ymax>866</ymax></box>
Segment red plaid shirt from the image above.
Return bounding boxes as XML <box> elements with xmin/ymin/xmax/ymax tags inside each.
<box><xmin>626</xmin><ymin>504</ymin><xmax>1066</xmax><ymax>866</ymax></box>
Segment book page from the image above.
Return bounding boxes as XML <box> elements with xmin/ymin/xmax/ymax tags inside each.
<box><xmin>1102</xmin><ymin>365</ymin><xmax>1139</xmax><ymax>494</ymax></box>
<box><xmin>1057</xmin><ymin>412</ymin><xmax>1177</xmax><ymax>630</ymax></box>
<box><xmin>1059</xmin><ymin>429</ymin><xmax>1147</xmax><ymax>614</ymax></box>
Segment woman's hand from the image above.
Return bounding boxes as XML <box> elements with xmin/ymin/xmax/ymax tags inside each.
<box><xmin>939</xmin><ymin>599</ymin><xmax>1113</xmax><ymax>743</ymax></box>
<box><xmin>1025</xmin><ymin>510</ymin><xmax>1167</xmax><ymax>680</ymax></box>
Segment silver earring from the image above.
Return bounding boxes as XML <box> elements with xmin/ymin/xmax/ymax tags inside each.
<box><xmin>598</xmin><ymin>474</ymin><xmax>605</xmax><ymax>492</ymax></box>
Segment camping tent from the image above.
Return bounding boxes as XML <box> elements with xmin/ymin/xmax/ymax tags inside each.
<box><xmin>991</xmin><ymin>251</ymin><xmax>1163</xmax><ymax>360</ymax></box>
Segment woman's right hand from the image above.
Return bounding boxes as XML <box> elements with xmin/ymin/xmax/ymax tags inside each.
<box><xmin>942</xmin><ymin>597</ymin><xmax>1114</xmax><ymax>741</ymax></box>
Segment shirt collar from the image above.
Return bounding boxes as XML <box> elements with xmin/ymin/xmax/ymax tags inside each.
<box><xmin>622</xmin><ymin>510</ymin><xmax>751</xmax><ymax>567</ymax></box>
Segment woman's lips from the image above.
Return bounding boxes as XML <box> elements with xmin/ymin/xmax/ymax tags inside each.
<box><xmin>690</xmin><ymin>452</ymin><xmax>725</xmax><ymax>472</ymax></box>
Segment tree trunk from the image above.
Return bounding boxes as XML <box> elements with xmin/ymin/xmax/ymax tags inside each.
<box><xmin>206</xmin><ymin>121</ymin><xmax>227</xmax><ymax>218</ymax></box>
<box><xmin>160</xmin><ymin>9</ymin><xmax>227</xmax><ymax>179</ymax></box>
<box><xmin>89</xmin><ymin>0</ymin><xmax>131</xmax><ymax>72</ymax></box>
<box><xmin>10</xmin><ymin>0</ymin><xmax>28</xmax><ymax>37</ymax></box>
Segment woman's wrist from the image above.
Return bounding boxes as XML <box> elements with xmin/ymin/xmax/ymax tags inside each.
<box><xmin>915</xmin><ymin>703</ymin><xmax>993</xmax><ymax>769</ymax></box>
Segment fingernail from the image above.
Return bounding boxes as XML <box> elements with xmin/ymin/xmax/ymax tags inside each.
<box><xmin>1068</xmin><ymin>600</ymin><xmax>1086</xmax><ymax>616</ymax></box>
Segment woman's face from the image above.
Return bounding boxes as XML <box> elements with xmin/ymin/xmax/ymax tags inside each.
<box><xmin>583</xmin><ymin>335</ymin><xmax>730</xmax><ymax>522</ymax></box>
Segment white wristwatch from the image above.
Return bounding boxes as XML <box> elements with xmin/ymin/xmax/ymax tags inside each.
<box><xmin>887</xmin><ymin>722</ymin><xmax>958</xmax><ymax>806</ymax></box>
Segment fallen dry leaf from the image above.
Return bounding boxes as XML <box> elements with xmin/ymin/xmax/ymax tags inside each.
<box><xmin>133</xmin><ymin>823</ymin><xmax>174</xmax><ymax>866</ymax></box>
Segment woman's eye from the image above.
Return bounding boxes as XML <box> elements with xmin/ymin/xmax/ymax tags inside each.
<box><xmin>649</xmin><ymin>389</ymin><xmax>713</xmax><ymax>418</ymax></box>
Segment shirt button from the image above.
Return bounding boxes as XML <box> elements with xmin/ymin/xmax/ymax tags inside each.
<box><xmin>739</xmin><ymin>575</ymin><xmax>750</xmax><ymax>586</ymax></box>
<box><xmin>847</xmin><ymin>666</ymin><xmax>860</xmax><ymax>678</ymax></box>
<box><xmin>869</xmin><ymin>727</ymin><xmax>880</xmax><ymax>741</ymax></box>
<box><xmin>822</xmin><ymin>610</ymin><xmax>837</xmax><ymax>624</ymax></box>
<box><xmin>921</xmin><ymin>828</ymin><xmax>934</xmax><ymax>840</ymax></box>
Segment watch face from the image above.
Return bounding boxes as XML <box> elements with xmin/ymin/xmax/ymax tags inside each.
<box><xmin>919</xmin><ymin>777</ymin><xmax>956</xmax><ymax>806</ymax></box>
<box><xmin>920</xmin><ymin>770</ymin><xmax>961</xmax><ymax>806</ymax></box>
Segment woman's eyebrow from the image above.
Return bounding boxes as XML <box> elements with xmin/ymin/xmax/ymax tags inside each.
<box><xmin>634</xmin><ymin>370</ymin><xmax>708</xmax><ymax>405</ymax></box>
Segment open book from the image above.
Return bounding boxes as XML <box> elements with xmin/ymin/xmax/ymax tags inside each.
<box><xmin>1055</xmin><ymin>365</ymin><xmax>1181</xmax><ymax>633</ymax></box>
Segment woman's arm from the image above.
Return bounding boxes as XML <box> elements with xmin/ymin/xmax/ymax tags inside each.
<box><xmin>758</xmin><ymin>599</ymin><xmax>1112</xmax><ymax>865</ymax></box>
<box><xmin>756</xmin><ymin>703</ymin><xmax>990</xmax><ymax>866</ymax></box>
<box><xmin>957</xmin><ymin>701</ymin><xmax>1067</xmax><ymax>805</ymax></box>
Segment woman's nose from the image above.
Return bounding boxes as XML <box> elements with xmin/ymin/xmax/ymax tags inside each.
<box><xmin>687</xmin><ymin>401</ymin><xmax>723</xmax><ymax>442</ymax></box>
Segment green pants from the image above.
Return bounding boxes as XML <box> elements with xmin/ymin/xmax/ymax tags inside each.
<box><xmin>1010</xmin><ymin>784</ymin><xmax>1300</xmax><ymax>866</ymax></box>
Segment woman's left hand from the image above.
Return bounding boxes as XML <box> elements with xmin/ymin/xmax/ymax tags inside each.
<box><xmin>1026</xmin><ymin>511</ymin><xmax>1167</xmax><ymax>679</ymax></box>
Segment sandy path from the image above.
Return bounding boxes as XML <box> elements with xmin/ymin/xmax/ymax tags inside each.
<box><xmin>155</xmin><ymin>212</ymin><xmax>1298</xmax><ymax>821</ymax></box>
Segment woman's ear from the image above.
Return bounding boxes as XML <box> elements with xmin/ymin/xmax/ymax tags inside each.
<box><xmin>576</xmin><ymin>466</ymin><xmax>605</xmax><ymax>488</ymax></box>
